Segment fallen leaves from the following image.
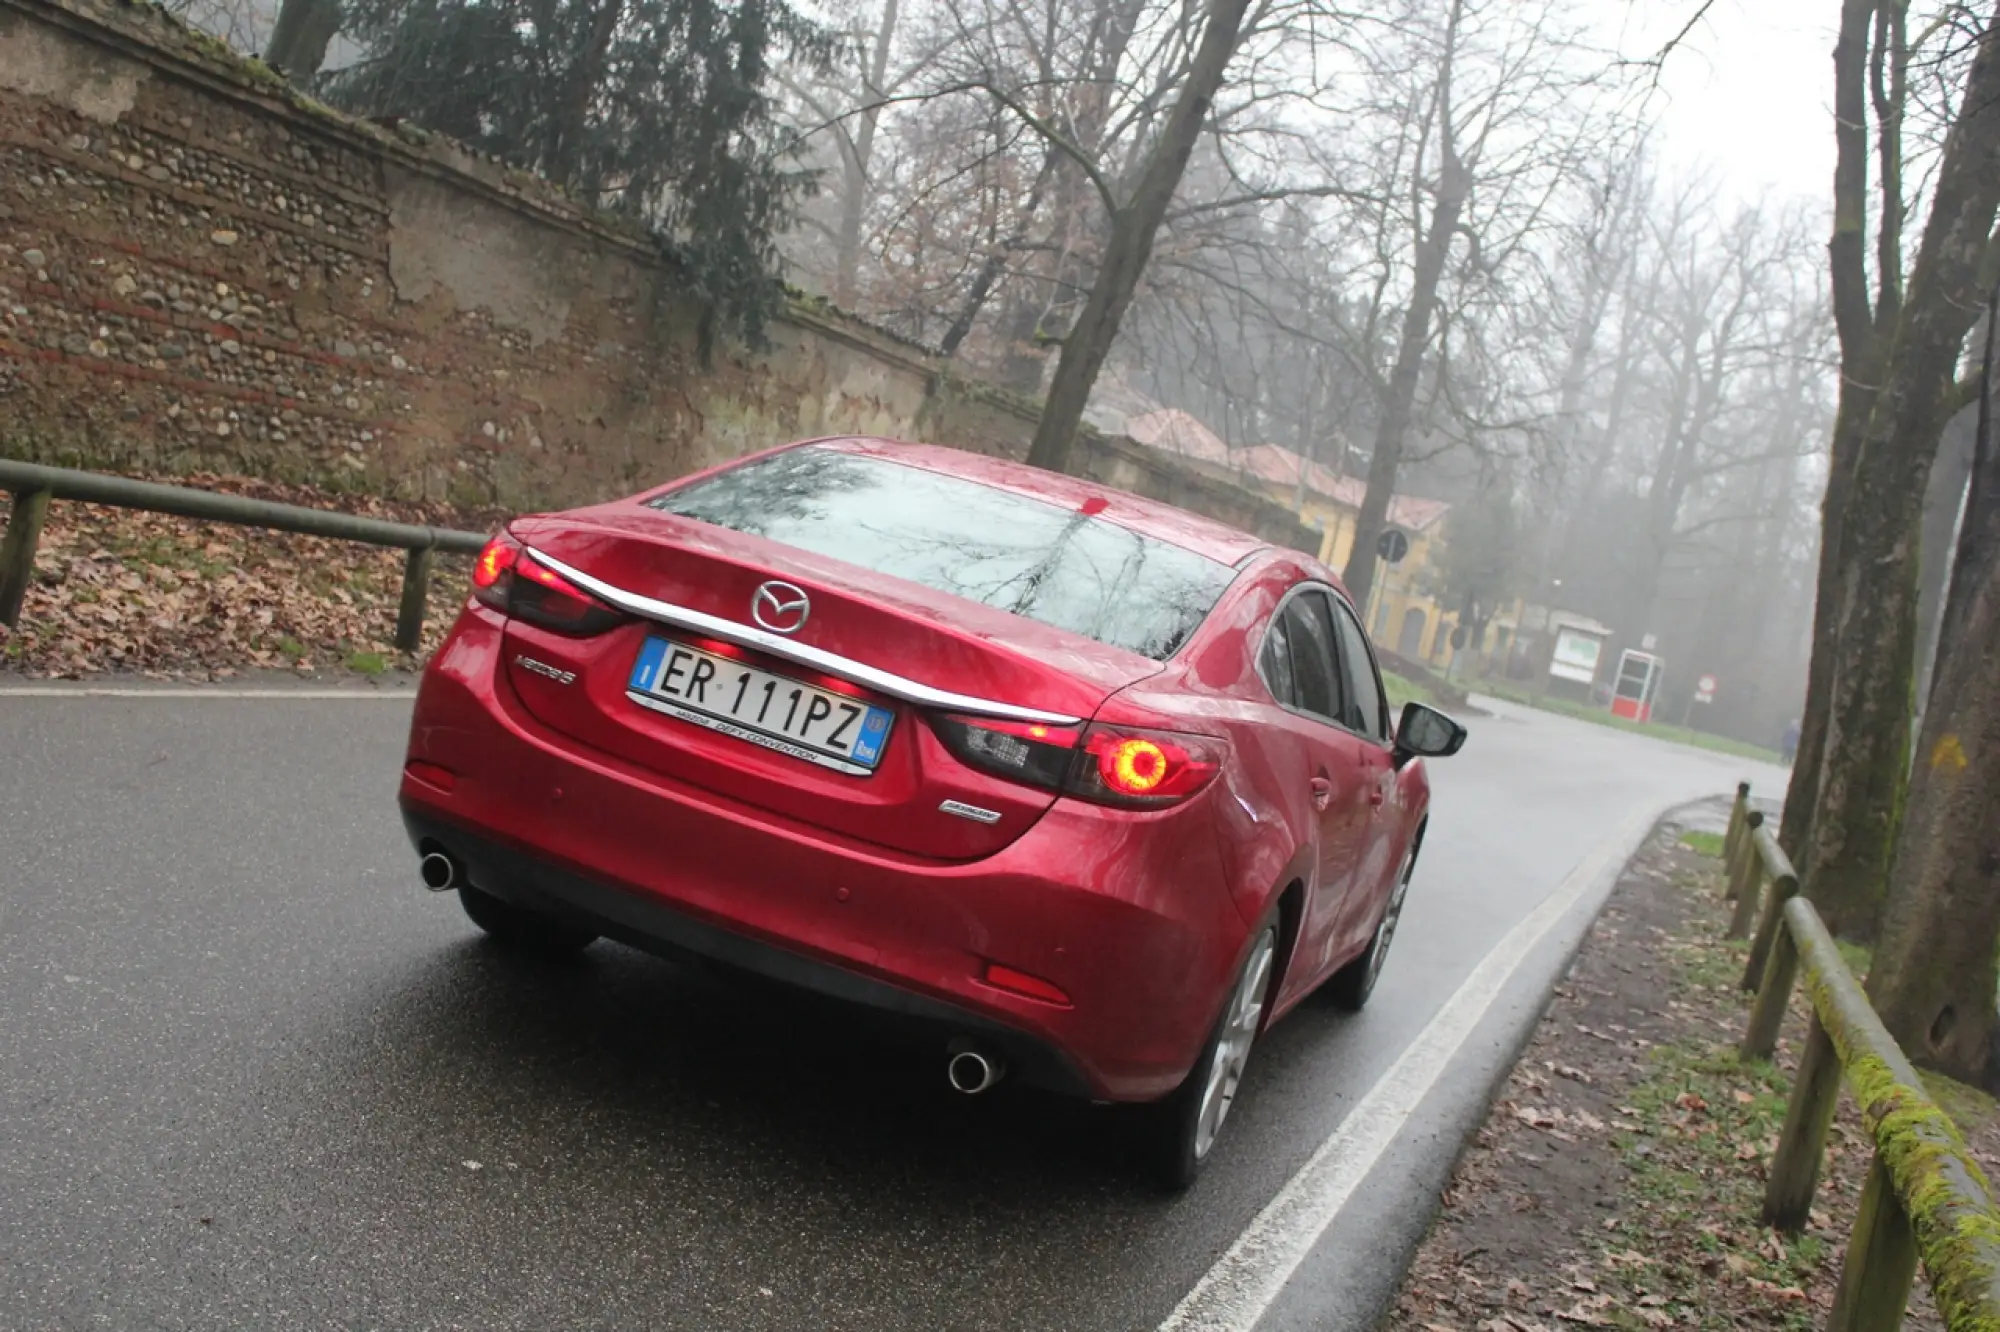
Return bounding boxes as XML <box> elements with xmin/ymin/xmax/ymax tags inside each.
<box><xmin>1507</xmin><ymin>1101</ymin><xmax>1609</xmax><ymax>1146</ymax></box>
<box><xmin>0</xmin><ymin>473</ymin><xmax>500</xmax><ymax>680</ymax></box>
<box><xmin>1553</xmin><ymin>1292</ymin><xmax>1613</xmax><ymax>1325</ymax></box>
<box><xmin>1383</xmin><ymin>820</ymin><xmax>1981</xmax><ymax>1332</ymax></box>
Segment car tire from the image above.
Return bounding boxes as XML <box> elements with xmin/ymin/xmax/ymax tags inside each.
<box><xmin>457</xmin><ymin>885</ymin><xmax>598</xmax><ymax>955</ymax></box>
<box><xmin>1145</xmin><ymin>923</ymin><xmax>1278</xmax><ymax>1191</ymax></box>
<box><xmin>1327</xmin><ymin>849</ymin><xmax>1414</xmax><ymax>1012</ymax></box>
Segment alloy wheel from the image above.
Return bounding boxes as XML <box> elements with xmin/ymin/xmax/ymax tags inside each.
<box><xmin>1361</xmin><ymin>856</ymin><xmax>1414</xmax><ymax>994</ymax></box>
<box><xmin>1193</xmin><ymin>927</ymin><xmax>1276</xmax><ymax>1162</ymax></box>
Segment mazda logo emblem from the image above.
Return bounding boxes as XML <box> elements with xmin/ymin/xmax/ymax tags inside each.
<box><xmin>751</xmin><ymin>580</ymin><xmax>811</xmax><ymax>634</ymax></box>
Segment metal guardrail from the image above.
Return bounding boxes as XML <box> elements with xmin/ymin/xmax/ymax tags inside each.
<box><xmin>0</xmin><ymin>460</ymin><xmax>490</xmax><ymax>652</ymax></box>
<box><xmin>1722</xmin><ymin>783</ymin><xmax>2000</xmax><ymax>1332</ymax></box>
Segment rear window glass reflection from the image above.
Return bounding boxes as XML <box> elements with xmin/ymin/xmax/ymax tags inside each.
<box><xmin>647</xmin><ymin>447</ymin><xmax>1239</xmax><ymax>660</ymax></box>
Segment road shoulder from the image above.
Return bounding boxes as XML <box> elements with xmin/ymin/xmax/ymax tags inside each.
<box><xmin>1171</xmin><ymin>804</ymin><xmax>1667</xmax><ymax>1332</ymax></box>
<box><xmin>1378</xmin><ymin>813</ymin><xmax>2000</xmax><ymax>1332</ymax></box>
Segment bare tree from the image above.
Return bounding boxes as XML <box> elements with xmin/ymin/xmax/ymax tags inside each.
<box><xmin>781</xmin><ymin>0</ymin><xmax>943</xmax><ymax>306</ymax></box>
<box><xmin>1789</xmin><ymin>0</ymin><xmax>2000</xmax><ymax>938</ymax></box>
<box><xmin>1866</xmin><ymin>278</ymin><xmax>2000</xmax><ymax>1083</ymax></box>
<box><xmin>1326</xmin><ymin>0</ymin><xmax>1612</xmax><ymax>609</ymax></box>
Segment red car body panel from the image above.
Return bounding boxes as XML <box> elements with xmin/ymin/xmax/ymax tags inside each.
<box><xmin>398</xmin><ymin>437</ymin><xmax>1432</xmax><ymax>1101</ymax></box>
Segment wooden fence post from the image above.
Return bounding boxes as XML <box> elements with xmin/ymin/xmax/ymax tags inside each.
<box><xmin>395</xmin><ymin>546</ymin><xmax>433</xmax><ymax>654</ymax></box>
<box><xmin>1723</xmin><ymin>781</ymin><xmax>1750</xmax><ymax>862</ymax></box>
<box><xmin>1743</xmin><ymin>914</ymin><xmax>1801</xmax><ymax>1060</ymax></box>
<box><xmin>1742</xmin><ymin>866</ymin><xmax>1799</xmax><ymax>991</ymax></box>
<box><xmin>0</xmin><ymin>486</ymin><xmax>52</xmax><ymax>627</ymax></box>
<box><xmin>1764</xmin><ymin>1015</ymin><xmax>1843</xmax><ymax>1231</ymax></box>
<box><xmin>1828</xmin><ymin>1155</ymin><xmax>1920</xmax><ymax>1332</ymax></box>
<box><xmin>1725</xmin><ymin>811</ymin><xmax>1764</xmax><ymax>903</ymax></box>
<box><xmin>1726</xmin><ymin>832</ymin><xmax>1766</xmax><ymax>940</ymax></box>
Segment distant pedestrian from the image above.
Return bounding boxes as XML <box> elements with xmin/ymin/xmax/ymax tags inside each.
<box><xmin>1780</xmin><ymin>717</ymin><xmax>1800</xmax><ymax>764</ymax></box>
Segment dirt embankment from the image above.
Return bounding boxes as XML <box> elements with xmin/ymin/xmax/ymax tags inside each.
<box><xmin>1382</xmin><ymin>817</ymin><xmax>2000</xmax><ymax>1332</ymax></box>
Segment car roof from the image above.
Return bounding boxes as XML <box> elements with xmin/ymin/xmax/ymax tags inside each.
<box><xmin>807</xmin><ymin>436</ymin><xmax>1274</xmax><ymax>566</ymax></box>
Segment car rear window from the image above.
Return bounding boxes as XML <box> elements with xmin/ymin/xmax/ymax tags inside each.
<box><xmin>647</xmin><ymin>447</ymin><xmax>1240</xmax><ymax>660</ymax></box>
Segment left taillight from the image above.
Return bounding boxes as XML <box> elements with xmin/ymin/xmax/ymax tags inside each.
<box><xmin>470</xmin><ymin>531</ymin><xmax>519</xmax><ymax>608</ymax></box>
<box><xmin>469</xmin><ymin>531</ymin><xmax>624</xmax><ymax>636</ymax></box>
<box><xmin>932</xmin><ymin>714</ymin><xmax>1223</xmax><ymax>810</ymax></box>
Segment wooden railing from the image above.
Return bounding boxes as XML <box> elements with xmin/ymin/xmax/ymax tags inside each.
<box><xmin>0</xmin><ymin>460</ymin><xmax>489</xmax><ymax>651</ymax></box>
<box><xmin>1722</xmin><ymin>783</ymin><xmax>2000</xmax><ymax>1332</ymax></box>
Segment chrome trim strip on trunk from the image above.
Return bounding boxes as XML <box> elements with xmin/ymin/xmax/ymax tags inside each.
<box><xmin>527</xmin><ymin>548</ymin><xmax>1086</xmax><ymax>727</ymax></box>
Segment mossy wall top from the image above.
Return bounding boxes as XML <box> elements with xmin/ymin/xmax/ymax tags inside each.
<box><xmin>0</xmin><ymin>0</ymin><xmax>1315</xmax><ymax>551</ymax></box>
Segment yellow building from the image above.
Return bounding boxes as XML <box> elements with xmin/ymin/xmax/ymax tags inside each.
<box><xmin>1121</xmin><ymin>410</ymin><xmax>1459</xmax><ymax>667</ymax></box>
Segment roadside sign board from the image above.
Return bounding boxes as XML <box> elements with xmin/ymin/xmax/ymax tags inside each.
<box><xmin>1549</xmin><ymin>627</ymin><xmax>1602</xmax><ymax>684</ymax></box>
<box><xmin>1695</xmin><ymin>673</ymin><xmax>1717</xmax><ymax>704</ymax></box>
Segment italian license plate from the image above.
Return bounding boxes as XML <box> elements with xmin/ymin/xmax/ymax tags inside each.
<box><xmin>627</xmin><ymin>637</ymin><xmax>894</xmax><ymax>775</ymax></box>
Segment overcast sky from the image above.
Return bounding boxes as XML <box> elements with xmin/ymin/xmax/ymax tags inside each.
<box><xmin>1622</xmin><ymin>0</ymin><xmax>1838</xmax><ymax>208</ymax></box>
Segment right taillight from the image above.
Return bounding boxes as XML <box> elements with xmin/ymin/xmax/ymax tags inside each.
<box><xmin>931</xmin><ymin>715</ymin><xmax>1223</xmax><ymax>810</ymax></box>
<box><xmin>469</xmin><ymin>531</ymin><xmax>624</xmax><ymax>636</ymax></box>
<box><xmin>1070</xmin><ymin>725</ymin><xmax>1223</xmax><ymax>808</ymax></box>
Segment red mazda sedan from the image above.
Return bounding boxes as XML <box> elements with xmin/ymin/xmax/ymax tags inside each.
<box><xmin>398</xmin><ymin>437</ymin><xmax>1465</xmax><ymax>1186</ymax></box>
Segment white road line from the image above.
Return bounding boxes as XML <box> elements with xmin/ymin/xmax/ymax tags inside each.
<box><xmin>1158</xmin><ymin>803</ymin><xmax>1661</xmax><ymax>1332</ymax></box>
<box><xmin>0</xmin><ymin>687</ymin><xmax>415</xmax><ymax>699</ymax></box>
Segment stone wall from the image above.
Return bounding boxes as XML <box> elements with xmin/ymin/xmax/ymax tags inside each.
<box><xmin>0</xmin><ymin>0</ymin><xmax>1315</xmax><ymax>552</ymax></box>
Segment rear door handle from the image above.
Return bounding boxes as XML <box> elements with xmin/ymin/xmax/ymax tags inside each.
<box><xmin>1310</xmin><ymin>776</ymin><xmax>1333</xmax><ymax>810</ymax></box>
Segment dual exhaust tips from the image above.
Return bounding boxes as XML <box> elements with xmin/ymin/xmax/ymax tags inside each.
<box><xmin>417</xmin><ymin>851</ymin><xmax>1006</xmax><ymax>1095</ymax></box>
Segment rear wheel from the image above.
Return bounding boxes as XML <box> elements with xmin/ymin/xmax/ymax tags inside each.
<box><xmin>1327</xmin><ymin>850</ymin><xmax>1413</xmax><ymax>1012</ymax></box>
<box><xmin>457</xmin><ymin>885</ymin><xmax>598</xmax><ymax>955</ymax></box>
<box><xmin>1146</xmin><ymin>925</ymin><xmax>1277</xmax><ymax>1190</ymax></box>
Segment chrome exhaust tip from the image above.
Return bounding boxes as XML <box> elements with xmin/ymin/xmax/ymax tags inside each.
<box><xmin>946</xmin><ymin>1043</ymin><xmax>1005</xmax><ymax>1095</ymax></box>
<box><xmin>419</xmin><ymin>851</ymin><xmax>461</xmax><ymax>892</ymax></box>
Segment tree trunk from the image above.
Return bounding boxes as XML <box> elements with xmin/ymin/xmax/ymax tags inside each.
<box><xmin>1553</xmin><ymin>262</ymin><xmax>1648</xmax><ymax>594</ymax></box>
<box><xmin>936</xmin><ymin>136</ymin><xmax>1060</xmax><ymax>367</ymax></box>
<box><xmin>545</xmin><ymin>0</ymin><xmax>625</xmax><ymax>185</ymax></box>
<box><xmin>1779</xmin><ymin>385</ymin><xmax>1871</xmax><ymax>857</ymax></box>
<box><xmin>1800</xmin><ymin>5</ymin><xmax>2000</xmax><ymax>937</ymax></box>
<box><xmin>1778</xmin><ymin>0</ymin><xmax>1890</xmax><ymax>865</ymax></box>
<box><xmin>265</xmin><ymin>0</ymin><xmax>342</xmax><ymax>80</ymax></box>
<box><xmin>834</xmin><ymin>0</ymin><xmax>900</xmax><ymax>307</ymax></box>
<box><xmin>1341</xmin><ymin>0</ymin><xmax>1467</xmax><ymax>612</ymax></box>
<box><xmin>937</xmin><ymin>148</ymin><xmax>1064</xmax><ymax>357</ymax></box>
<box><xmin>1913</xmin><ymin>402</ymin><xmax>1978</xmax><ymax>723</ymax></box>
<box><xmin>1022</xmin><ymin>0</ymin><xmax>1253</xmax><ymax>473</ymax></box>
<box><xmin>1866</xmin><ymin>283</ymin><xmax>2000</xmax><ymax>1086</ymax></box>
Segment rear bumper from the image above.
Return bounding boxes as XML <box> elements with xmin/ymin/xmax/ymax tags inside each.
<box><xmin>402</xmin><ymin>806</ymin><xmax>1095</xmax><ymax>1096</ymax></box>
<box><xmin>398</xmin><ymin>605</ymin><xmax>1249</xmax><ymax>1102</ymax></box>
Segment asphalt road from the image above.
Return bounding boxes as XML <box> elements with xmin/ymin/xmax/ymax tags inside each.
<box><xmin>0</xmin><ymin>686</ymin><xmax>1787</xmax><ymax>1331</ymax></box>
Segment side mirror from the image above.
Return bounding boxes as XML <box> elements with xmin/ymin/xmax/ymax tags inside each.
<box><xmin>1394</xmin><ymin>701</ymin><xmax>1467</xmax><ymax>765</ymax></box>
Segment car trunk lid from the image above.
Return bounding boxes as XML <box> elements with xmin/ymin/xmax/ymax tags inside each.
<box><xmin>497</xmin><ymin>508</ymin><xmax>1164</xmax><ymax>861</ymax></box>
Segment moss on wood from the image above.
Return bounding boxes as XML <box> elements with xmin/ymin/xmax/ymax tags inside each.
<box><xmin>1791</xmin><ymin>917</ymin><xmax>2000</xmax><ymax>1331</ymax></box>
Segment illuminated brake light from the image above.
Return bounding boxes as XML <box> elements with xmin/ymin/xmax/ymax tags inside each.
<box><xmin>1071</xmin><ymin>725</ymin><xmax>1224</xmax><ymax>808</ymax></box>
<box><xmin>1098</xmin><ymin>736</ymin><xmax>1169</xmax><ymax>795</ymax></box>
<box><xmin>518</xmin><ymin>558</ymin><xmax>570</xmax><ymax>591</ymax></box>
<box><xmin>469</xmin><ymin>532</ymin><xmax>624</xmax><ymax>636</ymax></box>
<box><xmin>932</xmin><ymin>715</ymin><xmax>1223</xmax><ymax>810</ymax></box>
<box><xmin>472</xmin><ymin>536</ymin><xmax>516</xmax><ymax>589</ymax></box>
